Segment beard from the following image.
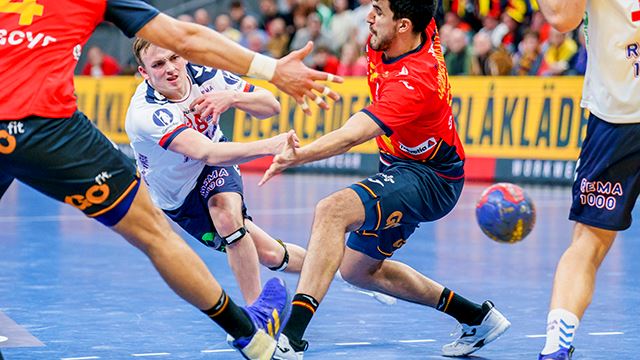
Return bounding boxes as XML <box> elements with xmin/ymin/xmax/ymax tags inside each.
<box><xmin>369</xmin><ymin>32</ymin><xmax>393</xmax><ymax>51</ymax></box>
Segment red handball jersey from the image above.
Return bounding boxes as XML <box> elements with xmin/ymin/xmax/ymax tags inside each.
<box><xmin>363</xmin><ymin>19</ymin><xmax>465</xmax><ymax>169</ymax></box>
<box><xmin>0</xmin><ymin>0</ymin><xmax>159</xmax><ymax>121</ymax></box>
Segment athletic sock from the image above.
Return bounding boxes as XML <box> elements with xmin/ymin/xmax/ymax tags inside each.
<box><xmin>436</xmin><ymin>288</ymin><xmax>484</xmax><ymax>325</ymax></box>
<box><xmin>541</xmin><ymin>308</ymin><xmax>580</xmax><ymax>355</ymax></box>
<box><xmin>202</xmin><ymin>290</ymin><xmax>255</xmax><ymax>340</ymax></box>
<box><xmin>282</xmin><ymin>293</ymin><xmax>319</xmax><ymax>349</ymax></box>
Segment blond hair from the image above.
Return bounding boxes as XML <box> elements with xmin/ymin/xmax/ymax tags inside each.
<box><xmin>132</xmin><ymin>37</ymin><xmax>152</xmax><ymax>67</ymax></box>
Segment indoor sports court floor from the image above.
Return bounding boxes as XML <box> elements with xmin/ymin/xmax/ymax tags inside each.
<box><xmin>1</xmin><ymin>173</ymin><xmax>638</xmax><ymax>360</ymax></box>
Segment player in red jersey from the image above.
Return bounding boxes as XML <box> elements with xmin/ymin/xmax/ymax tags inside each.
<box><xmin>260</xmin><ymin>0</ymin><xmax>510</xmax><ymax>358</ymax></box>
<box><xmin>0</xmin><ymin>1</ymin><xmax>343</xmax><ymax>359</ymax></box>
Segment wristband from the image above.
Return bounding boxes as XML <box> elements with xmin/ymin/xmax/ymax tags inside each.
<box><xmin>247</xmin><ymin>53</ymin><xmax>277</xmax><ymax>80</ymax></box>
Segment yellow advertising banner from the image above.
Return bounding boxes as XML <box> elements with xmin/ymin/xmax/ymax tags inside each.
<box><xmin>232</xmin><ymin>77</ymin><xmax>587</xmax><ymax>160</ymax></box>
<box><xmin>75</xmin><ymin>76</ymin><xmax>587</xmax><ymax>161</ymax></box>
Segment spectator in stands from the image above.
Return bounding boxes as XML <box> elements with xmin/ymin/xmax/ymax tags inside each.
<box><xmin>351</xmin><ymin>0</ymin><xmax>372</xmax><ymax>47</ymax></box>
<box><xmin>470</xmin><ymin>32</ymin><xmax>512</xmax><ymax>76</ymax></box>
<box><xmin>529</xmin><ymin>11</ymin><xmax>551</xmax><ymax>43</ymax></box>
<box><xmin>239</xmin><ymin>15</ymin><xmax>269</xmax><ymax>49</ymax></box>
<box><xmin>301</xmin><ymin>0</ymin><xmax>333</xmax><ymax>30</ymax></box>
<box><xmin>311</xmin><ymin>45</ymin><xmax>339</xmax><ymax>74</ymax></box>
<box><xmin>336</xmin><ymin>41</ymin><xmax>367</xmax><ymax>76</ymax></box>
<box><xmin>329</xmin><ymin>0</ymin><xmax>354</xmax><ymax>52</ymax></box>
<box><xmin>194</xmin><ymin>8</ymin><xmax>214</xmax><ymax>29</ymax></box>
<box><xmin>445</xmin><ymin>28</ymin><xmax>472</xmax><ymax>75</ymax></box>
<box><xmin>492</xmin><ymin>12</ymin><xmax>521</xmax><ymax>53</ymax></box>
<box><xmin>215</xmin><ymin>14</ymin><xmax>242</xmax><ymax>43</ymax></box>
<box><xmin>81</xmin><ymin>46</ymin><xmax>121</xmax><ymax>77</ymax></box>
<box><xmin>177</xmin><ymin>14</ymin><xmax>195</xmax><ymax>23</ymax></box>
<box><xmin>290</xmin><ymin>12</ymin><xmax>332</xmax><ymax>65</ymax></box>
<box><xmin>539</xmin><ymin>28</ymin><xmax>578</xmax><ymax>76</ymax></box>
<box><xmin>512</xmin><ymin>30</ymin><xmax>544</xmax><ymax>76</ymax></box>
<box><xmin>470</xmin><ymin>32</ymin><xmax>493</xmax><ymax>75</ymax></box>
<box><xmin>230</xmin><ymin>0</ymin><xmax>248</xmax><ymax>30</ymax></box>
<box><xmin>247</xmin><ymin>31</ymin><xmax>272</xmax><ymax>56</ymax></box>
<box><xmin>266</xmin><ymin>17</ymin><xmax>291</xmax><ymax>58</ymax></box>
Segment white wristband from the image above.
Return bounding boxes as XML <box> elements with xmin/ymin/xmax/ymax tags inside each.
<box><xmin>247</xmin><ymin>53</ymin><xmax>277</xmax><ymax>81</ymax></box>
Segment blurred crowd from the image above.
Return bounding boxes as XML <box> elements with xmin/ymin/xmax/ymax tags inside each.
<box><xmin>86</xmin><ymin>0</ymin><xmax>586</xmax><ymax>78</ymax></box>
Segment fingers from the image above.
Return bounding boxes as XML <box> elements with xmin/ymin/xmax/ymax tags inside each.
<box><xmin>189</xmin><ymin>97</ymin><xmax>205</xmax><ymax>110</ymax></box>
<box><xmin>304</xmin><ymin>90</ymin><xmax>329</xmax><ymax>110</ymax></box>
<box><xmin>295</xmin><ymin>41</ymin><xmax>314</xmax><ymax>59</ymax></box>
<box><xmin>298</xmin><ymin>97</ymin><xmax>311</xmax><ymax>115</ymax></box>
<box><xmin>258</xmin><ymin>165</ymin><xmax>277</xmax><ymax>186</ymax></box>
<box><xmin>311</xmin><ymin>81</ymin><xmax>341</xmax><ymax>101</ymax></box>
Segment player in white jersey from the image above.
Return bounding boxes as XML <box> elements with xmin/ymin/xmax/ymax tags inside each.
<box><xmin>537</xmin><ymin>1</ymin><xmax>640</xmax><ymax>359</ymax></box>
<box><xmin>125</xmin><ymin>38</ymin><xmax>306</xmax><ymax>304</ymax></box>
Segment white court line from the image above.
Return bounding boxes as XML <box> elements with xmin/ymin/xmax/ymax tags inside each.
<box><xmin>0</xmin><ymin>335</ymin><xmax>7</xmax><ymax>343</ymax></box>
<box><xmin>398</xmin><ymin>339</ymin><xmax>436</xmax><ymax>343</ymax></box>
<box><xmin>131</xmin><ymin>353</ymin><xmax>171</xmax><ymax>357</ymax></box>
<box><xmin>335</xmin><ymin>342</ymin><xmax>372</xmax><ymax>346</ymax></box>
<box><xmin>526</xmin><ymin>334</ymin><xmax>547</xmax><ymax>338</ymax></box>
<box><xmin>61</xmin><ymin>357</ymin><xmax>100</xmax><ymax>360</ymax></box>
<box><xmin>201</xmin><ymin>349</ymin><xmax>236</xmax><ymax>353</ymax></box>
<box><xmin>588</xmin><ymin>331</ymin><xmax>624</xmax><ymax>336</ymax></box>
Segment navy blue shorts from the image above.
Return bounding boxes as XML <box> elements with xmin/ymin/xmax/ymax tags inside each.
<box><xmin>0</xmin><ymin>112</ymin><xmax>140</xmax><ymax>226</ymax></box>
<box><xmin>569</xmin><ymin>114</ymin><xmax>640</xmax><ymax>231</ymax></box>
<box><xmin>164</xmin><ymin>164</ymin><xmax>250</xmax><ymax>251</ymax></box>
<box><xmin>347</xmin><ymin>160</ymin><xmax>464</xmax><ymax>260</ymax></box>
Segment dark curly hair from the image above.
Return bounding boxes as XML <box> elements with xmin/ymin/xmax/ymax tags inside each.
<box><xmin>388</xmin><ymin>0</ymin><xmax>437</xmax><ymax>34</ymax></box>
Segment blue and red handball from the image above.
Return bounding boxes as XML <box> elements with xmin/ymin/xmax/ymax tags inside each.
<box><xmin>476</xmin><ymin>183</ymin><xmax>536</xmax><ymax>243</ymax></box>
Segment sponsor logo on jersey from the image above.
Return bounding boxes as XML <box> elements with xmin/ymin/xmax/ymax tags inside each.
<box><xmin>0</xmin><ymin>29</ymin><xmax>56</xmax><ymax>48</ymax></box>
<box><xmin>153</xmin><ymin>108</ymin><xmax>174</xmax><ymax>127</ymax></box>
<box><xmin>222</xmin><ymin>71</ymin><xmax>240</xmax><ymax>85</ymax></box>
<box><xmin>398</xmin><ymin>137</ymin><xmax>437</xmax><ymax>156</ymax></box>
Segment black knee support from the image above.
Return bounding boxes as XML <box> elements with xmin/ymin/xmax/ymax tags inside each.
<box><xmin>222</xmin><ymin>226</ymin><xmax>248</xmax><ymax>246</ymax></box>
<box><xmin>268</xmin><ymin>239</ymin><xmax>289</xmax><ymax>272</ymax></box>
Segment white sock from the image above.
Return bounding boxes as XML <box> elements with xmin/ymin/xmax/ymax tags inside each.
<box><xmin>541</xmin><ymin>308</ymin><xmax>580</xmax><ymax>355</ymax></box>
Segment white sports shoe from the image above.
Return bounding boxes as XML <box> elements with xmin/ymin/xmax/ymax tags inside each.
<box><xmin>273</xmin><ymin>333</ymin><xmax>306</xmax><ymax>360</ymax></box>
<box><xmin>441</xmin><ymin>301</ymin><xmax>510</xmax><ymax>357</ymax></box>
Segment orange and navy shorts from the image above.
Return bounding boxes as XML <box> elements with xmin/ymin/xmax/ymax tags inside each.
<box><xmin>0</xmin><ymin>111</ymin><xmax>139</xmax><ymax>226</ymax></box>
<box><xmin>346</xmin><ymin>160</ymin><xmax>464</xmax><ymax>260</ymax></box>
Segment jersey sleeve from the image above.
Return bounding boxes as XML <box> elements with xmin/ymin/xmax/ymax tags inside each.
<box><xmin>220</xmin><ymin>71</ymin><xmax>255</xmax><ymax>93</ymax></box>
<box><xmin>362</xmin><ymin>79</ymin><xmax>428</xmax><ymax>135</ymax></box>
<box><xmin>105</xmin><ymin>0</ymin><xmax>160</xmax><ymax>38</ymax></box>
<box><xmin>130</xmin><ymin>104</ymin><xmax>188</xmax><ymax>150</ymax></box>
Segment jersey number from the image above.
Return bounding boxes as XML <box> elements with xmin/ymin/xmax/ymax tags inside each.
<box><xmin>0</xmin><ymin>0</ymin><xmax>44</xmax><ymax>26</ymax></box>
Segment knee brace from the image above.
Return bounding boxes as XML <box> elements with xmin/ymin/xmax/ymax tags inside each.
<box><xmin>268</xmin><ymin>239</ymin><xmax>289</xmax><ymax>272</ymax></box>
<box><xmin>222</xmin><ymin>226</ymin><xmax>248</xmax><ymax>246</ymax></box>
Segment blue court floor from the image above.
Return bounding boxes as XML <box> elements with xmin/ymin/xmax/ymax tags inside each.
<box><xmin>1</xmin><ymin>173</ymin><xmax>638</xmax><ymax>360</ymax></box>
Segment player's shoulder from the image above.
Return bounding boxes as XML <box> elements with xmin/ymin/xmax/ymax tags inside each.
<box><xmin>186</xmin><ymin>63</ymin><xmax>222</xmax><ymax>87</ymax></box>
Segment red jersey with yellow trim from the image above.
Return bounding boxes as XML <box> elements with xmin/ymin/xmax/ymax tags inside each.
<box><xmin>363</xmin><ymin>19</ymin><xmax>465</xmax><ymax>168</ymax></box>
<box><xmin>0</xmin><ymin>0</ymin><xmax>159</xmax><ymax>120</ymax></box>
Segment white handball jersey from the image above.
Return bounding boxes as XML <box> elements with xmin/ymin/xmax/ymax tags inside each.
<box><xmin>581</xmin><ymin>0</ymin><xmax>640</xmax><ymax>123</ymax></box>
<box><xmin>125</xmin><ymin>64</ymin><xmax>255</xmax><ymax>210</ymax></box>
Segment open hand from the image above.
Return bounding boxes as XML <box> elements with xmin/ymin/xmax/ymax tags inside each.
<box><xmin>259</xmin><ymin>130</ymin><xmax>300</xmax><ymax>186</ymax></box>
<box><xmin>272</xmin><ymin>41</ymin><xmax>344</xmax><ymax>115</ymax></box>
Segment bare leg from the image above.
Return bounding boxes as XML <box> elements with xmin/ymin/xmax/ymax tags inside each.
<box><xmin>209</xmin><ymin>192</ymin><xmax>261</xmax><ymax>304</ymax></box>
<box><xmin>339</xmin><ymin>247</ymin><xmax>443</xmax><ymax>307</ymax></box>
<box><xmin>296</xmin><ymin>188</ymin><xmax>364</xmax><ymax>302</ymax></box>
<box><xmin>112</xmin><ymin>183</ymin><xmax>219</xmax><ymax>310</ymax></box>
<box><xmin>245</xmin><ymin>220</ymin><xmax>306</xmax><ymax>273</ymax></box>
<box><xmin>550</xmin><ymin>222</ymin><xmax>616</xmax><ymax>317</ymax></box>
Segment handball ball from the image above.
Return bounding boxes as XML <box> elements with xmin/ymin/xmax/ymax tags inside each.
<box><xmin>475</xmin><ymin>182</ymin><xmax>536</xmax><ymax>243</ymax></box>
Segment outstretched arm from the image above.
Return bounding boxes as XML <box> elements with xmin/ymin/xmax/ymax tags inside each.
<box><xmin>168</xmin><ymin>128</ymin><xmax>297</xmax><ymax>166</ymax></box>
<box><xmin>137</xmin><ymin>14</ymin><xmax>343</xmax><ymax>113</ymax></box>
<box><xmin>537</xmin><ymin>0</ymin><xmax>587</xmax><ymax>33</ymax></box>
<box><xmin>191</xmin><ymin>88</ymin><xmax>281</xmax><ymax>121</ymax></box>
<box><xmin>259</xmin><ymin>112</ymin><xmax>385</xmax><ymax>185</ymax></box>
